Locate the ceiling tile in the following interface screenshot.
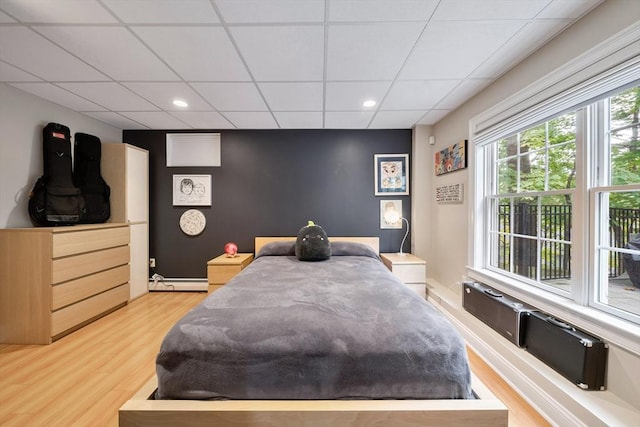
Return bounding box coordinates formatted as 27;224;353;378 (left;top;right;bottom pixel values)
0;62;42;82
0;27;108;81
170;111;235;129
215;0;324;23
230;25;324;81
119;111;192;129
382;80;459;110
259;82;323;111
434;79;491;110
328;0;438;22
273;112;323;128
123;82;212;111
9;83;106;111
369;110;427;129
83;112;149;129
132;26;250;81
400;20;525;80
538;0;603;19
191;82;266;111
35;26;179;81
325;81;391;111
0;0;116;23
223;112;278;128
432;0;548;20
58;82;160;111
103;0;219;24
327;22;424;81
470;20;571;78
0;10;16;22
324;111;374;129
416;109;450;125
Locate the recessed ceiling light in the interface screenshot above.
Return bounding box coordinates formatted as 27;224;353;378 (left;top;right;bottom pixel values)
173;99;188;108
362;99;377;108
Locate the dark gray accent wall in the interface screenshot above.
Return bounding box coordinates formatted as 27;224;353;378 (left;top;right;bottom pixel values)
123;129;412;278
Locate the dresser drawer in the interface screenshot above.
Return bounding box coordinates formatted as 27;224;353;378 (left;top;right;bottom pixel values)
52;245;130;284
52;264;130;310
391;264;426;283
209;265;241;284
51;283;129;337
53;226;129;258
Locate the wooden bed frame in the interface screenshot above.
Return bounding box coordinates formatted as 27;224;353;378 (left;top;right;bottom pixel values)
120;372;507;426
119;237;507;426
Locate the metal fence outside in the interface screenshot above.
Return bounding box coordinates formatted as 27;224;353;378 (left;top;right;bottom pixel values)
497;204;640;279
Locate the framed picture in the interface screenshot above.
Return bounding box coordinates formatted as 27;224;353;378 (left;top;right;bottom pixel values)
172;174;211;206
380;200;403;229
374;154;409;195
435;140;467;176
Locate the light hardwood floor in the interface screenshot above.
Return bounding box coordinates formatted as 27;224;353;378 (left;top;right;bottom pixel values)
0;290;550;426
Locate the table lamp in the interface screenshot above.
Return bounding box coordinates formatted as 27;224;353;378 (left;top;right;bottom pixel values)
383;209;409;256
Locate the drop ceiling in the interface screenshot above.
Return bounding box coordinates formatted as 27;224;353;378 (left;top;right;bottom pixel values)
0;0;603;130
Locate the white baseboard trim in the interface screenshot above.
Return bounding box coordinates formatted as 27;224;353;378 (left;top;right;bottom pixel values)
426;280;639;427
148;278;208;292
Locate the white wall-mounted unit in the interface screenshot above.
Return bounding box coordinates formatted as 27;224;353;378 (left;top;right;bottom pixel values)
166;133;221;167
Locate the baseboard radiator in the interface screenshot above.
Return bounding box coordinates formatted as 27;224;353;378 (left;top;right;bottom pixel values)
462;281;608;391
148;277;208;292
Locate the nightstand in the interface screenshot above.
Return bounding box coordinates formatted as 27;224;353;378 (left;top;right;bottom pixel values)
207;253;254;288
380;253;426;298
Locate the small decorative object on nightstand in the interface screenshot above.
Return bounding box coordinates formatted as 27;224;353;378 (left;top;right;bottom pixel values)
224;242;238;257
380;253;426;298
207;253;253;287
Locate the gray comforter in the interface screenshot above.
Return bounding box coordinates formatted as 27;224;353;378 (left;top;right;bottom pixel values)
155;243;473;400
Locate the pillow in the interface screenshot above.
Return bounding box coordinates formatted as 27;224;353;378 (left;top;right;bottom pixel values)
331;241;380;260
295;221;331;261
255;241;295;258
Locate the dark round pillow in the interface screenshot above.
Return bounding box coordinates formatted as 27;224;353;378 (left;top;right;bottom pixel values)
295;221;331;261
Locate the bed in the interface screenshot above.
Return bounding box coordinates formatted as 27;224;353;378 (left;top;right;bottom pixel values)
119;237;507;426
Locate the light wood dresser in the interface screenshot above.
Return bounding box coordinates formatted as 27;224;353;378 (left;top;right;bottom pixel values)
0;223;130;344
380;253;427;298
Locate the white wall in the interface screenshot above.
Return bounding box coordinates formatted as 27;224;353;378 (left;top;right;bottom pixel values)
0;83;122;228
411;124;432;257
412;1;640;425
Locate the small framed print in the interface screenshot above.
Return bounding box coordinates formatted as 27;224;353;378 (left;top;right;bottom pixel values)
172;174;211;206
374;154;409;195
380;200;403;229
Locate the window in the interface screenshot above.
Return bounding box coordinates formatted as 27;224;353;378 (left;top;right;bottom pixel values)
489;112;577;293
592;87;640;320
480;86;640;324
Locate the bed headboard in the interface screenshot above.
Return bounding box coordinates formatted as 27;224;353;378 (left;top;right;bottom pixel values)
255;237;380;255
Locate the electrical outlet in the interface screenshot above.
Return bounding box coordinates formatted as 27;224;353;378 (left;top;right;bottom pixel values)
149;258;156;268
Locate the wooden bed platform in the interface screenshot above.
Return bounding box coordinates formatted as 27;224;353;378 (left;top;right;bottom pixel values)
119;237;507;426
119;372;507;426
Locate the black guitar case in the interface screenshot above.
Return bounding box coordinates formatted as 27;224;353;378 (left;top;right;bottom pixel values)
73;133;110;223
28;123;86;226
524;311;608;390
462;281;531;347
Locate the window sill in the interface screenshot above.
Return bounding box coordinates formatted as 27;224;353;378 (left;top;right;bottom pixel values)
467;267;640;357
